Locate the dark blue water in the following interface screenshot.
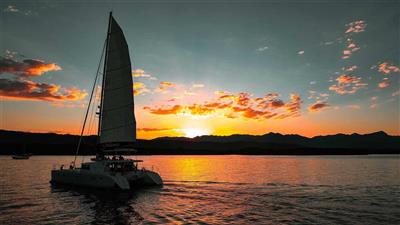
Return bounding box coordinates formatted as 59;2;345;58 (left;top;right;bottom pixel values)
1;155;399;224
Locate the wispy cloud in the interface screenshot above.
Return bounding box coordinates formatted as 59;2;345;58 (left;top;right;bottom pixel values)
308;101;330;112
345;20;367;34
344;65;357;72
323;41;334;45
256;46;269;52
378;78;389;88
192;83;204;88
3;5;19;12
132;69;157;80
137;127;175;132
156;81;176;93
0;78;87;102
3;5;36;16
133;82;150;96
341;38;360;59
370;96;379;109
346;104;361;109
297;50;305;55
329;74;367;95
308;90;329;102
143;105;183;115
370;104;378;109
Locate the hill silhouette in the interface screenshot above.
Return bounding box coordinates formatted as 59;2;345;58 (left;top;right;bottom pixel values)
0;129;399;155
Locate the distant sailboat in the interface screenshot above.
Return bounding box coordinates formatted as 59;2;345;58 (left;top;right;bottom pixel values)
12;144;30;160
50;12;162;190
12;154;30;160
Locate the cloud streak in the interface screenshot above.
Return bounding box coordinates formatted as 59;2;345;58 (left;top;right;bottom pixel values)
345;20;367;34
308;101;330;112
137;127;175;132
378;78;389;88
0;57;62;77
133;82;149;96
156;81;177;93
132;69;157;80
329;74;367;95
256;46;269;52
0;78;87;101
144;92;302;120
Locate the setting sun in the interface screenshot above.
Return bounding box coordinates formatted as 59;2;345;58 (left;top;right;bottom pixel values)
182;128;210;138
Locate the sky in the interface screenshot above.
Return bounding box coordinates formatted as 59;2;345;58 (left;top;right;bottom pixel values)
0;0;399;139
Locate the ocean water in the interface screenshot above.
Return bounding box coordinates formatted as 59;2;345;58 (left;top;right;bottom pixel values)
0;155;399;224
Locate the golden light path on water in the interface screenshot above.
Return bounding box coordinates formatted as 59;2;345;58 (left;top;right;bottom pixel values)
1;155;399;224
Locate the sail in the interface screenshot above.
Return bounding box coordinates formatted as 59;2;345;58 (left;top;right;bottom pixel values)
99;15;136;144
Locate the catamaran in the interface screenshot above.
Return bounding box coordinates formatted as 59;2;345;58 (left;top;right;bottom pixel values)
50;12;162;190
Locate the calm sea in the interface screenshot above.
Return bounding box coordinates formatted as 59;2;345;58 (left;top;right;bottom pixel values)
0;155;399;224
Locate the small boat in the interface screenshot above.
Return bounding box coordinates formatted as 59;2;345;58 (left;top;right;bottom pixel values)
12;154;30;160
12;144;31;160
51;12;162;190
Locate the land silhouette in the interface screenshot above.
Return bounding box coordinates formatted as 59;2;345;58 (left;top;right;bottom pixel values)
0;129;399;155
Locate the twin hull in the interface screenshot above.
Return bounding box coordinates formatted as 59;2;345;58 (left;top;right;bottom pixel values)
51;168;162;190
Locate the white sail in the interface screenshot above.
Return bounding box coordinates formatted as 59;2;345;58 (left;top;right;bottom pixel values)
99;16;136;144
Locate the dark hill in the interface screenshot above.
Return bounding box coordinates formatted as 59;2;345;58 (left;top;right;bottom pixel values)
0;129;399;155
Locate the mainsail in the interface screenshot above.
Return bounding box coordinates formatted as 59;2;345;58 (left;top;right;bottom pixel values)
99;13;136;145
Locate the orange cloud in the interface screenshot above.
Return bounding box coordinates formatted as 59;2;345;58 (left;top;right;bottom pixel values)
133;82;149;96
160;81;175;87
156;81;177;93
0;57;61;77
284;93;302;115
144;92;303;121
0;78;87;102
341;39;360;59
378;62;399;75
378;78;389;88
345;20;367;34
329;74;367;94
308;101;330;112
143;105;183;115
137;127;174;132
187;104;215;115
345;65;357;72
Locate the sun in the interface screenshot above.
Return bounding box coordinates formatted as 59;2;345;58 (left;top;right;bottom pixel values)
182;128;210;138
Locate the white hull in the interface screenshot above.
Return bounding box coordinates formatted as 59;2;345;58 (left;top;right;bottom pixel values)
12;154;30;160
50;160;162;190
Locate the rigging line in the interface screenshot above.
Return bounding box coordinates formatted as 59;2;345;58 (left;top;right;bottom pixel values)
73;39;107;167
86;79;100;138
81;82;100;165
82;74;102;166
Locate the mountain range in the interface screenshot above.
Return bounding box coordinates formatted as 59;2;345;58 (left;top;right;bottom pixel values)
1;129;399;155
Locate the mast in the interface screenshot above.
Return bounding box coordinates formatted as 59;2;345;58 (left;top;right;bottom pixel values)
97;11;113;140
